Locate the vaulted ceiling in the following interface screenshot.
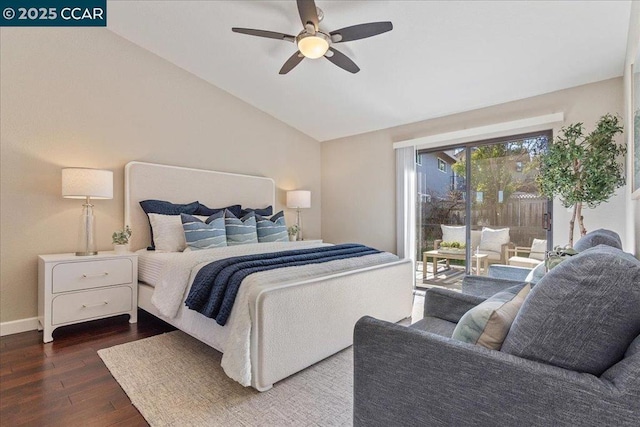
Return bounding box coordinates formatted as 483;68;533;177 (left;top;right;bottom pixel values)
107;1;632;141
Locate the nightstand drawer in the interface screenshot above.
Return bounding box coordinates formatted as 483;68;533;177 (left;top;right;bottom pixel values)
52;258;133;293
51;286;132;325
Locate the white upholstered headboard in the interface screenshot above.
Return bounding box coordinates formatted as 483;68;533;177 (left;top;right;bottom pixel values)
124;162;275;251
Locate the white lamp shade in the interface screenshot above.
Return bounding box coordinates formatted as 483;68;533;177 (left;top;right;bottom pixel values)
286;190;311;209
62;168;113;199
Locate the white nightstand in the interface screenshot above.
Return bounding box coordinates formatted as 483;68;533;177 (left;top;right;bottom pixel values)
38;252;138;343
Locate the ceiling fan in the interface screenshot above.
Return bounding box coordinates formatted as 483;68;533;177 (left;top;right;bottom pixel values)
232;0;393;74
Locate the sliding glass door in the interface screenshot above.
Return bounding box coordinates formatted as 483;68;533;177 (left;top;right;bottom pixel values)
416;132;552;287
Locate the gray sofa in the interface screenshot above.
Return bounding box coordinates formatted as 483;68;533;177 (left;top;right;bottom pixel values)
462;228;624;298
353;233;640;426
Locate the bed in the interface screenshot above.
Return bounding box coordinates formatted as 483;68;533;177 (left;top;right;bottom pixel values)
125;161;413;391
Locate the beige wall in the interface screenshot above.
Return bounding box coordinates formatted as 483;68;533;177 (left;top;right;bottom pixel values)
0;28;321;323
322;78;628;254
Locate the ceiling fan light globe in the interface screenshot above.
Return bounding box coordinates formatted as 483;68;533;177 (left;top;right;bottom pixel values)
297;35;330;59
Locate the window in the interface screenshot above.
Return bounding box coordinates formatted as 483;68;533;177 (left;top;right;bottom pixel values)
437;158;447;173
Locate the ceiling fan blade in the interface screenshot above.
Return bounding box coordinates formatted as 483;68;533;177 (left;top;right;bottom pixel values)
330;22;393;43
232;27;295;42
279;51;305;75
297;0;319;29
324;48;360;74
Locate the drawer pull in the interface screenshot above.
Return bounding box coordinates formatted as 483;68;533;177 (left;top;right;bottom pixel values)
82;301;108;308
81;272;109;278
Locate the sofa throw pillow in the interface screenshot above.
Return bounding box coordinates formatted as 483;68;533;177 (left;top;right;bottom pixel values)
241;205;273;217
195;203;241;218
479;227;510;254
221;210;258;246
441;225;465;244
256;211;288;243
140;199;199;250
502;245;640;376
452;284;531;350
529;238;547;261
181;212;227;250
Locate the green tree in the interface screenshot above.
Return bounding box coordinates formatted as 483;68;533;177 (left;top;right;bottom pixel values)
536;114;625;246
452;142;535;226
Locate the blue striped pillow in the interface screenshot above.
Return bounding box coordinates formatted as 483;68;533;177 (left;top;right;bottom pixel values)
256;211;288;243
181;212;227;250
221;210;258;246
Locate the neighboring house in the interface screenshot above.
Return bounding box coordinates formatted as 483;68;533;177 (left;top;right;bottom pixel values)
416;150;462;202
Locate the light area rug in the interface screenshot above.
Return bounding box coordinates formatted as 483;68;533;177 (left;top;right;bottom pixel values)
98;331;353;426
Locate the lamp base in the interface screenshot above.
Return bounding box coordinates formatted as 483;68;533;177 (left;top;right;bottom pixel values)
77;199;98;256
75;251;98;256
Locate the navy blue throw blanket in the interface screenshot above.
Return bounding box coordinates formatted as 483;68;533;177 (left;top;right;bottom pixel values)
185;244;381;325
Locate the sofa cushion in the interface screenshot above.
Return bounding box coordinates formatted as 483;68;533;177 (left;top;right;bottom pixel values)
479;227;510;254
502;245;640;376
477;249;501;261
573;229;622;251
441;225;465;244
452;284;530;350
410;317;457;338
524;261;546;285
529;238;547;260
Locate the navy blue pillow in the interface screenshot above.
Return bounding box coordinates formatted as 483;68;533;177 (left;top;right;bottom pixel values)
196;203;241;218
241;205;273;217
139;199;199;250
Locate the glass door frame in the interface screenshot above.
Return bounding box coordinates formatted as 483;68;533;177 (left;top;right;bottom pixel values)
418;130;553;275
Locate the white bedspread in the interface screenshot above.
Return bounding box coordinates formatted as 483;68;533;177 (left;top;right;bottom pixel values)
150;242;399;386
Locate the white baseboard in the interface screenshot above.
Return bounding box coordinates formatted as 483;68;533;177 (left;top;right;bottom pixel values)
0;317;39;337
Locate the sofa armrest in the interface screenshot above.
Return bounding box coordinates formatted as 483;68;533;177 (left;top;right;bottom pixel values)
353;316;639;427
501;241;515;263
423;287;486;323
434;239;442;250
487;264;532;281
462;274;526;298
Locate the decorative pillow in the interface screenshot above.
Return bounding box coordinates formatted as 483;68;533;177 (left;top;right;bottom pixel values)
524;261;546;285
256;211;288;243
221;210;258;246
479;227;510;254
241;205;273;217
196;203;241;218
140;200;199;250
148;213;189;252
441;225;465;244
181;212;227;250
573;228;622;252
452;284;531;350
502;245;640;376
529;238;547;261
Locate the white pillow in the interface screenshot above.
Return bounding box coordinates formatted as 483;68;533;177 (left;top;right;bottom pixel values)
529;238;547;261
479;227;510;254
441;225;465;244
148;214;209;252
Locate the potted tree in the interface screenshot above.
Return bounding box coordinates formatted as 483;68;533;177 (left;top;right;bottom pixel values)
536;114;625;246
112;225;132;253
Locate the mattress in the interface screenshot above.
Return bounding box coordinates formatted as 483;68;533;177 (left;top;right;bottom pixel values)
136;249;176;287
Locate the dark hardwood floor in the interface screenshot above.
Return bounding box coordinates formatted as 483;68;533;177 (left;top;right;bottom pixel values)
0;310;175;426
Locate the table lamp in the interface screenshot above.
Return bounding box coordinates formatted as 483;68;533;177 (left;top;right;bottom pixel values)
62;168;113;256
286;190;311;240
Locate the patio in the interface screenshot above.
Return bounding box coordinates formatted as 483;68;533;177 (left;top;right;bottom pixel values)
415;260;465;292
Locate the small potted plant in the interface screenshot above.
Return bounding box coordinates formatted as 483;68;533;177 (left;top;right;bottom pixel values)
287;224;299;242
112;225;132;254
